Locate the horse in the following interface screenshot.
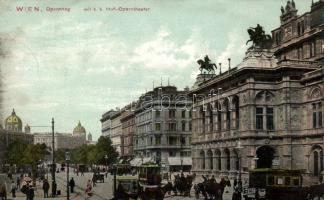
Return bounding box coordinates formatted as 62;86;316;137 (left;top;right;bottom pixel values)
195;176;231;200
0;183;7;200
138;182;173;200
246;28;271;48
197;59;217;74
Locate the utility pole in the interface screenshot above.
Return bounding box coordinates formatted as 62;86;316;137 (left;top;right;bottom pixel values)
51;118;56;190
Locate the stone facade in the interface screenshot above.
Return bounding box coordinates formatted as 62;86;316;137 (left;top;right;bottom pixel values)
110;111;122;154
190;0;324;185
33;132;86;150
132;86;192;170
120;103;136;159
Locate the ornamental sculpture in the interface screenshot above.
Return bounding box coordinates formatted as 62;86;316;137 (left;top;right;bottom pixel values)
197;55;217;74
246;24;272;49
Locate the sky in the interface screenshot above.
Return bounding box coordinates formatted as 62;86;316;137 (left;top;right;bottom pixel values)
0;0;312;140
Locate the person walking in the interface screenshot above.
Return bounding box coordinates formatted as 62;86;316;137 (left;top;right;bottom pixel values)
10;181;16;199
85;180;92;199
16;177;20;190
42;179;49;198
69;178;75;193
26;185;34;200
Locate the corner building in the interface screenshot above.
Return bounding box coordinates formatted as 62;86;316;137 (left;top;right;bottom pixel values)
190;0;324;185
132;86;193;171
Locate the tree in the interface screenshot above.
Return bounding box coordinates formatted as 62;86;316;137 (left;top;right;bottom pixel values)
23;143;48;166
6;139;27;166
95;136;118;165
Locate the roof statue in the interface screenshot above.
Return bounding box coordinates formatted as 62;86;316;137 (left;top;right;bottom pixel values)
197;55;217;74
246;24;272;49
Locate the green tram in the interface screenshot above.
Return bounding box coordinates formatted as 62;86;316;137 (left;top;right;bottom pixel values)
243;168;304;200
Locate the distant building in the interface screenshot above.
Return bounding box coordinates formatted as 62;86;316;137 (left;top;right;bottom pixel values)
110;111;122;154
34;121;88;150
100;109;121;153
132;86;192;171
0;109;33;166
120;103;137;160
33;132;85;150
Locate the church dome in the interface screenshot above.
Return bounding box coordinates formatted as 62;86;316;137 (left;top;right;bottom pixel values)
87;132;92;141
73;121;86;136
5;109;23;132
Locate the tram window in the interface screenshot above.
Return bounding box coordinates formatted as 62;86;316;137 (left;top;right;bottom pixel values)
293;178;299;186
277;177;284;185
268;176;275;185
285;177;291;186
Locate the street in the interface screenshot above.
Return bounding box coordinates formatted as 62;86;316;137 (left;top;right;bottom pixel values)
1;170;236;200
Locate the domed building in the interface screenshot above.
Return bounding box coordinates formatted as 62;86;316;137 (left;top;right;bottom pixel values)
5;109;22;132
73;121;86;140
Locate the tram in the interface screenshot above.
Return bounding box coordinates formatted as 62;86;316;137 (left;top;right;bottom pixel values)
243;168;304;200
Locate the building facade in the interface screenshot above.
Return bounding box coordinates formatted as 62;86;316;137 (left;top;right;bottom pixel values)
120;103;136;160
132;86;192;170
110;111;122;154
34;121;88;150
0;109;34;166
190;0;324;185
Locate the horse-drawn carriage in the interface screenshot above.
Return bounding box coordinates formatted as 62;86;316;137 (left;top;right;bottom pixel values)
243;168;305;200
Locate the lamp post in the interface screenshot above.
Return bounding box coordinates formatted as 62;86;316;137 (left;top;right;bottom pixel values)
51;118;56;188
235;139;243;200
105;155;108;178
65;151;70;200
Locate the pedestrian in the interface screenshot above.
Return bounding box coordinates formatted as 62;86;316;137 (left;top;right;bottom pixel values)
69;178;75;193
10;181;16;199
81;169;84;176
0;183;7;200
26;185;34;200
42;179;49;198
85;180;92;199
51;181;57;197
92;176;96;187
16;177;20;189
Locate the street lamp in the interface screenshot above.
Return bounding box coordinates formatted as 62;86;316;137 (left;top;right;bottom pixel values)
235;139;243;199
65;151;70;200
105;155;108;178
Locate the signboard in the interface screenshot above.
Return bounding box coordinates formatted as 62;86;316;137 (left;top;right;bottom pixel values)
272;159;279;168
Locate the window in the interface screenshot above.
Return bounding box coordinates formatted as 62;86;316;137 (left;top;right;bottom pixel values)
169;123;176;131
310;41;316;57
155;110;160;118
180;136;186;145
182;121;186;131
256;107;263;130
189;122;192;131
155;123;161;131
155;136;161;145
182;110;186;118
266;108;274;130
169;110;176;118
189;110;192;118
256;107;274;130
313;102;323;128
168;136;178;145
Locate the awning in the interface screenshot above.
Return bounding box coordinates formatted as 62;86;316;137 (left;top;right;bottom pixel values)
130;158;141;166
168;157;192;166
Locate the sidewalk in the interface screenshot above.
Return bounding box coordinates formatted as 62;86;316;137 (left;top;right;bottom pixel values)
4;176;82;200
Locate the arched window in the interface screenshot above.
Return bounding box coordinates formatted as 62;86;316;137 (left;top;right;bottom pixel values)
312;147;323;176
200;151;205;170
224;99;231;130
200;106;205;134
224;148;230;171
209;104;214;132
217;102;222;131
207;150;213;170
215;149;221;171
234;150;239;171
233;96;240;129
